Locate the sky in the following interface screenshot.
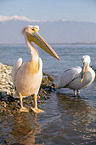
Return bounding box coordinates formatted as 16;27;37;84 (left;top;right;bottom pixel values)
0;0;96;22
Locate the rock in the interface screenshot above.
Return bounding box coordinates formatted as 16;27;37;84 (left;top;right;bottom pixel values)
43;72;48;76
52;83;57;88
42;77;51;86
0;89;11;95
0;62;13;95
48;75;54;82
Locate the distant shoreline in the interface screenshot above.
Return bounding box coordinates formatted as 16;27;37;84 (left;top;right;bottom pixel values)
50;43;96;45
0;42;96;46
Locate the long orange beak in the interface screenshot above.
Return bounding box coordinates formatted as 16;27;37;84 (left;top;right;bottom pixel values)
81;63;88;82
27;31;60;60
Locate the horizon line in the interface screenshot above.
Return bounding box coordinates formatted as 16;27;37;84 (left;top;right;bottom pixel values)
0;42;96;46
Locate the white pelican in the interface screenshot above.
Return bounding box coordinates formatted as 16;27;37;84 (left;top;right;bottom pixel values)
12;25;60;113
57;55;95;95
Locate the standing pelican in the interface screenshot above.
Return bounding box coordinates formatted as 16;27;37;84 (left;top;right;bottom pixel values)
57;55;95;95
12;25;60;113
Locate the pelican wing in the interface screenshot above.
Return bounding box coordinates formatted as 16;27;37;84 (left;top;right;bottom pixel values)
57;66;82;88
12;58;23;88
91;63;96;72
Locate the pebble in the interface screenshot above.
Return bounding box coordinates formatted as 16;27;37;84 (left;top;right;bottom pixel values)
0;63;13;95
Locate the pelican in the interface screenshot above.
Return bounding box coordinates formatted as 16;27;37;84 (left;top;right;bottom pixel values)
12;25;60;113
57;55;95;95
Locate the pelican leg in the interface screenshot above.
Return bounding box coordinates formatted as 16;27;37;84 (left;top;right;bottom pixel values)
19;94;29;112
31;94;44;113
77;90;80;95
74;90;77;96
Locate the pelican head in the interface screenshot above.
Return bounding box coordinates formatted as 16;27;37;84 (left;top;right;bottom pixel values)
81;55;91;82
81;55;91;64
22;25;60;60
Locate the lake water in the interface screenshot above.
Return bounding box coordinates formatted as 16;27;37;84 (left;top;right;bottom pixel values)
0;44;96;144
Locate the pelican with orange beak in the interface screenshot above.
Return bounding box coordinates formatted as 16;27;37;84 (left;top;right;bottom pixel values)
12;25;60;113
57;55;95;95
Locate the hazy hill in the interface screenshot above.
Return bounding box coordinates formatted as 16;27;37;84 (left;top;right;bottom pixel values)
0;16;96;44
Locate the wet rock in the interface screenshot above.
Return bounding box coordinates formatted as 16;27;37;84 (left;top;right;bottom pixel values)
7;95;15;103
48;75;54;82
42;77;51;86
52;83;57;88
43;72;48;76
0;101;7;113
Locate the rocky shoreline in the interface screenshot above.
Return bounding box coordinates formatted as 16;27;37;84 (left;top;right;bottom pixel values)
0;62;56;113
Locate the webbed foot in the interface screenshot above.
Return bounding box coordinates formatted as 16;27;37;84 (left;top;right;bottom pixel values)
20;107;29;113
31;107;44;113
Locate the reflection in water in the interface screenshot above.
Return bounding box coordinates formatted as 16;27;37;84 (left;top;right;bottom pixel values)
0;94;96;145
56;92;96;144
10;113;42;145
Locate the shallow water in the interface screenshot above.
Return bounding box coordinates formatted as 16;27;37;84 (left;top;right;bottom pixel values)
0;44;96;144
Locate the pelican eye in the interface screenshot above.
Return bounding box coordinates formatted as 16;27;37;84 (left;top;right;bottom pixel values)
30;28;35;34
32;28;35;31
